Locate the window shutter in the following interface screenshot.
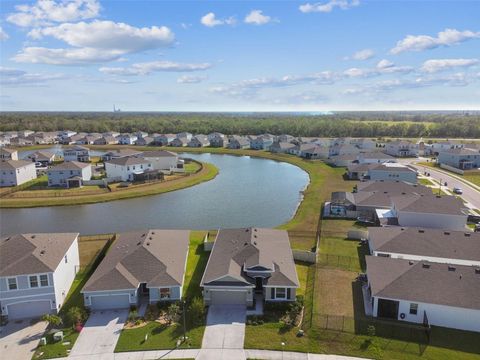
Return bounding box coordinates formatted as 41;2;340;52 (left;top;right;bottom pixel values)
271;288;275;299
287;288;291;299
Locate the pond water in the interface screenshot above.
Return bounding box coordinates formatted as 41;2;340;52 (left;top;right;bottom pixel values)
0;153;309;235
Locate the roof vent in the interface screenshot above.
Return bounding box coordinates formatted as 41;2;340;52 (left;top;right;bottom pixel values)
245;229;249;232
142;233;146;237
422;263;430;269
137;242;141;246
436;195;442;198
146;242;150;246
151;231;155;234
149;237;153;240
418;229;425;233
254;235;257;238
409;260;414;265
254;241;257;245
444;231;450;235
448;265;456;272
475;268;480;274
464;233;471;237
40;250;45;255
401;192;406;195
244;242;248;246
31;235;36;239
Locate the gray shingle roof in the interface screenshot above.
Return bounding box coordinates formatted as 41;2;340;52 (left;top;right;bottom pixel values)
0;160;34;170
356;181;431;195
106;157;150;166
368;227;480;262
0;233;79;276
201;228;299;288
141;150;178;158
366;256;480;310
50;161;90;170
82;229;189;292
391;194;467;216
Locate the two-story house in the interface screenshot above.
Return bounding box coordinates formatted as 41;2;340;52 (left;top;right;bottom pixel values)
104;156;154;181
118;134;138;145
0;160;37;187
0;233;80;320
63;146;90;162
438;148;480;170
47;161;92;188
384;140;418;157
0;148;19;160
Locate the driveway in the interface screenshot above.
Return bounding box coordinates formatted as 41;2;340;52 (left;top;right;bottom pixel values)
0;319;47;360
69;309;128;358
201;305;246;350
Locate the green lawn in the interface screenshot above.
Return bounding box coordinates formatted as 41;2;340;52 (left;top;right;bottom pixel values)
114;231;209;353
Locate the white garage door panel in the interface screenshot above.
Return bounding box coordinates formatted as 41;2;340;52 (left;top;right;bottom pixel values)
7;301;52;319
211;291;246;305
90;294;130;310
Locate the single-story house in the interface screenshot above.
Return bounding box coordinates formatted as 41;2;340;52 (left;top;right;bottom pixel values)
104;156;154;181
270;141;296;154
327;154;358;167
0;233;80;320
438;148;480;170
346;163;371;180
201;228;299;306
390;194;468;230
170;137;189;147
357;152;396;164
367;227;480;266
63;145;90;162
367;163;417;184
28;150;56;166
141;150;182;171
101;148;143;162
365;256;480;332
0;160;37;187
47;161;92;188
0;148;18;160
82;229;189;310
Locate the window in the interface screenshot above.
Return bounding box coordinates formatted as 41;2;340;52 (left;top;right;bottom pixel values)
7;277;17;290
64;255;68;263
40;274;49;287
409;303;418;315
160;288;170;299
30;275;39;288
275;288;286;299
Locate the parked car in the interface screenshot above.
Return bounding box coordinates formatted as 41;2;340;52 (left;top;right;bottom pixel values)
453;187;463;194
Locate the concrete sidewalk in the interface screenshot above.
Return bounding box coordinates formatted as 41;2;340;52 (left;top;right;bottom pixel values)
56;348;368;360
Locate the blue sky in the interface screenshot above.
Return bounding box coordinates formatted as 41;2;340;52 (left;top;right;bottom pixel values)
1;0;479;111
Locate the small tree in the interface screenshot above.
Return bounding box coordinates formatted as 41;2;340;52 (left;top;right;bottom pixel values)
65;307;86;328
41;314;62;328
188;297;205;326
165;303;181;325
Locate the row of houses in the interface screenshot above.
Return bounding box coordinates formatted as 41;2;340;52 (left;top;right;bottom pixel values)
0;228;299;319
327;171;478;331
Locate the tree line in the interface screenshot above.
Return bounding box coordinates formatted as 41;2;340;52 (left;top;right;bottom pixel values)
0;112;479;138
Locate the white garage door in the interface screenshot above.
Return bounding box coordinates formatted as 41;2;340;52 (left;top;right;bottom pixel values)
210;291;247;305
90;294;130;310
7;300;52;320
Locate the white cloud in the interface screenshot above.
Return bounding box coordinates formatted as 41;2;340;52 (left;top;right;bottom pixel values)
7;0;100;27
244;10;272;25
0;27;9;41
200;12;236;27
299;0;360;13
391;28;480;54
421;58;479;73
99;61;212;76
376;59;394;69
350;49;375;61
177;75;207;84
14;20;174;65
0;66;65;85
343;67;371;78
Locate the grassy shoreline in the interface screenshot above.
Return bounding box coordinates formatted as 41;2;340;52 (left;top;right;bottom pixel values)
0;161;218;208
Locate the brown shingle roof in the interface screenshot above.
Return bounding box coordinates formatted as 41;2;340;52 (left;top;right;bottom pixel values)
368;227;480;262
0;233;79;276
82;229;189;292
366;256;480;310
141;150;178;158
201;228;299;288
0;159;35;170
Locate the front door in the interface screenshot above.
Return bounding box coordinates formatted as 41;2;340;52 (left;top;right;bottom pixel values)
255;277;263;293
140;283;149;295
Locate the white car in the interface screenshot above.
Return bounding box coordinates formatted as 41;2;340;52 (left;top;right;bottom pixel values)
453;187;463;194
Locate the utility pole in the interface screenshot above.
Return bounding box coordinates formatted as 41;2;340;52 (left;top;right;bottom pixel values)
182;299;187;342
438;178;442;196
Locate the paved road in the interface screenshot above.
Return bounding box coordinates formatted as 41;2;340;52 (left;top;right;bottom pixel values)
410;163;480;210
0;319;47;360
69;310;128;357
201;305;246;350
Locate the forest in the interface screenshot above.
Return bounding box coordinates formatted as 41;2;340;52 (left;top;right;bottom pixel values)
0;111;479;138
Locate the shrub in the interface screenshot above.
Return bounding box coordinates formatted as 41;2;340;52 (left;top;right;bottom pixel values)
41;314;63;327
188;297;205;326
165;303;181;325
128;310;139;323
145;304;158;321
65;307;87;328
